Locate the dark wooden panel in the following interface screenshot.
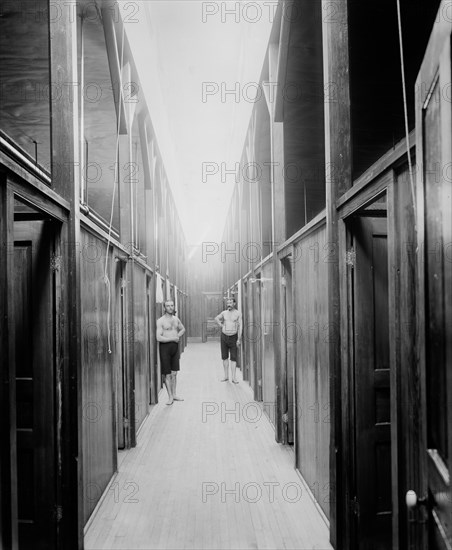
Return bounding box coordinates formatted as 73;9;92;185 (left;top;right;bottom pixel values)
292;225;330;518
146;275;158;405
80;229;115;524
252;278;262;402
245;280;256;389
114;260;125;451
282;257;295;445
352;216;391;549
14;219;56;549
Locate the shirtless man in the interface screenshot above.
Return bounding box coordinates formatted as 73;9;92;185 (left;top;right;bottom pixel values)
156;300;186;405
215;297;242;384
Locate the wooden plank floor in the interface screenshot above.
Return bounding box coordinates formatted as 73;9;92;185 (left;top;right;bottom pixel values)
84;342;333;550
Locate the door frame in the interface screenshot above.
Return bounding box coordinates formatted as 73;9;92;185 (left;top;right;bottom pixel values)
279;250;297;450
339;187;401;548
114;258;127;450
201;291;223;342
146;273;158;405
0;175;68;549
252;271;263;402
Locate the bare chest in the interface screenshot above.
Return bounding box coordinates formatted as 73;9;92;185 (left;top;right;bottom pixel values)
223;311;239;323
162;318;178;331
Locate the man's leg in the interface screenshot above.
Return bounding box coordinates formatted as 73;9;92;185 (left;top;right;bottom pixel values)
163;374;173;405
231;337;239;383
220;335;229;381
221;359;229;382
172;372;184;401
231;360;238;383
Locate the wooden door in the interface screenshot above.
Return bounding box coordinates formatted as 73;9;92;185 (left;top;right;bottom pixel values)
115;260;126;450
242;281;249;382
147;275;157;404
415;2;452;547
282;258;295;445
246;280;256;391
202;292;222;341
352;216;392;549
252;277;262;401
13;218;57;549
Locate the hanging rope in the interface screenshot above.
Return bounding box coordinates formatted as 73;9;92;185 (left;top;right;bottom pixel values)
103;22;126;354
396;0;417;218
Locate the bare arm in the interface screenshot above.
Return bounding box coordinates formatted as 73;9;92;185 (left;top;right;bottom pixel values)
156;318;177;343
215;312;224;327
176;317;186;338
237;313;243;342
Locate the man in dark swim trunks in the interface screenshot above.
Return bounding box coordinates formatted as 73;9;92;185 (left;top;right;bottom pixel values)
156;299;186;405
215;297;242;384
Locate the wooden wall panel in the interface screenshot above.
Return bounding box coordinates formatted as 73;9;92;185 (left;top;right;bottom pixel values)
293;224;330;518
80;229;115;524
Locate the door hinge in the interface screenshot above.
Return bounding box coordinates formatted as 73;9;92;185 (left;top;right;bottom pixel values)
120;277;127;296
50;253;62;272
346;248;356;268
351;496;360;516
54;504;63;522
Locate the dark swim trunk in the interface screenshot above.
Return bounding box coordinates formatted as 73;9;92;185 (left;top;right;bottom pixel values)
221;333;238;361
159;342;180;375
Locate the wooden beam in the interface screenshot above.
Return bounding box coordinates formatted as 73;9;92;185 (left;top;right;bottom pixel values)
0;151;69;213
274;0;292;123
277;210;326;258
268;30;286;444
49;5;83;548
322;0;352;545
101;6;128;134
0;179;18;549
8;176;68;222
336;131;416;211
338;171;392;220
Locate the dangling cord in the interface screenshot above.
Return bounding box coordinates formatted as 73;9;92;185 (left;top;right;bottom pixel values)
104;22;126;354
396;0;417;222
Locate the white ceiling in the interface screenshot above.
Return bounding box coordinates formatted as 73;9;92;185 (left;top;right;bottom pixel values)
122;0;276;244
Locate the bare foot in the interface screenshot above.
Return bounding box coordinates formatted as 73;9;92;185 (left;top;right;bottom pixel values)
232;380;239;384
166;398;174;405
173;396;184;401
221;378;229;382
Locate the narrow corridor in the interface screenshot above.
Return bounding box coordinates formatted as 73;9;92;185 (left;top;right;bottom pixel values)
84;342;332;550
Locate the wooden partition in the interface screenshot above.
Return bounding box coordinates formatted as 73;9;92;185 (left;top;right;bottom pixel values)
80;229;116;523
291;222;330;518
